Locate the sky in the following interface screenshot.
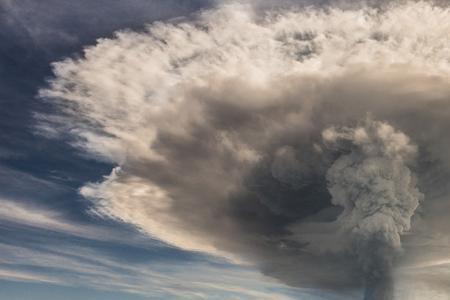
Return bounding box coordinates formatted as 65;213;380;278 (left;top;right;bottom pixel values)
0;1;321;299
0;0;449;300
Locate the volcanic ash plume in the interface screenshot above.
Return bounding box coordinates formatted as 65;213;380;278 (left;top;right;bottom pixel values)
323;119;423;299
38;0;450;298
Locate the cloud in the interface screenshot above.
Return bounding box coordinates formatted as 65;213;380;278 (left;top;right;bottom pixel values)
322;119;422;299
0;198;116;241
39;0;450;298
0;198;309;299
0;268;60;284
0;241;315;300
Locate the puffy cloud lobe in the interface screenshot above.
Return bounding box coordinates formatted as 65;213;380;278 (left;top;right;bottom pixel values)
324;119;423;299
40;1;450;297
324;120;421;256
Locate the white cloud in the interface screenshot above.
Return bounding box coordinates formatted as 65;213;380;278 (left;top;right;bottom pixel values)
0;268;60;284
0;241;314;300
0;197;158;246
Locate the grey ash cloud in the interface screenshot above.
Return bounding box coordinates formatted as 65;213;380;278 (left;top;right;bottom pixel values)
38;1;450;298
323;119;423;299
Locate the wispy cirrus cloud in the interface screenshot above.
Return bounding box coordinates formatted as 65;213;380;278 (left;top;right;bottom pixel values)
0;268;60;284
0;240;320;300
0;198;113;241
0;197;316;299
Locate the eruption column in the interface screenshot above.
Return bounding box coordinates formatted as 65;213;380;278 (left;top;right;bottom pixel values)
324;119;423;300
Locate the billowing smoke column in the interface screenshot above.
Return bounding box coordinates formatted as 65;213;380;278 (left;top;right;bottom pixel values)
38;0;450;299
323;119;423;299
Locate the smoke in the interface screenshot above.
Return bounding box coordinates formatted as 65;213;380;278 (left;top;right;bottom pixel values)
38;0;450;298
323;119;423;299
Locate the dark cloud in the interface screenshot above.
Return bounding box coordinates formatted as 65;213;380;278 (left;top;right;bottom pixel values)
39;1;450;298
